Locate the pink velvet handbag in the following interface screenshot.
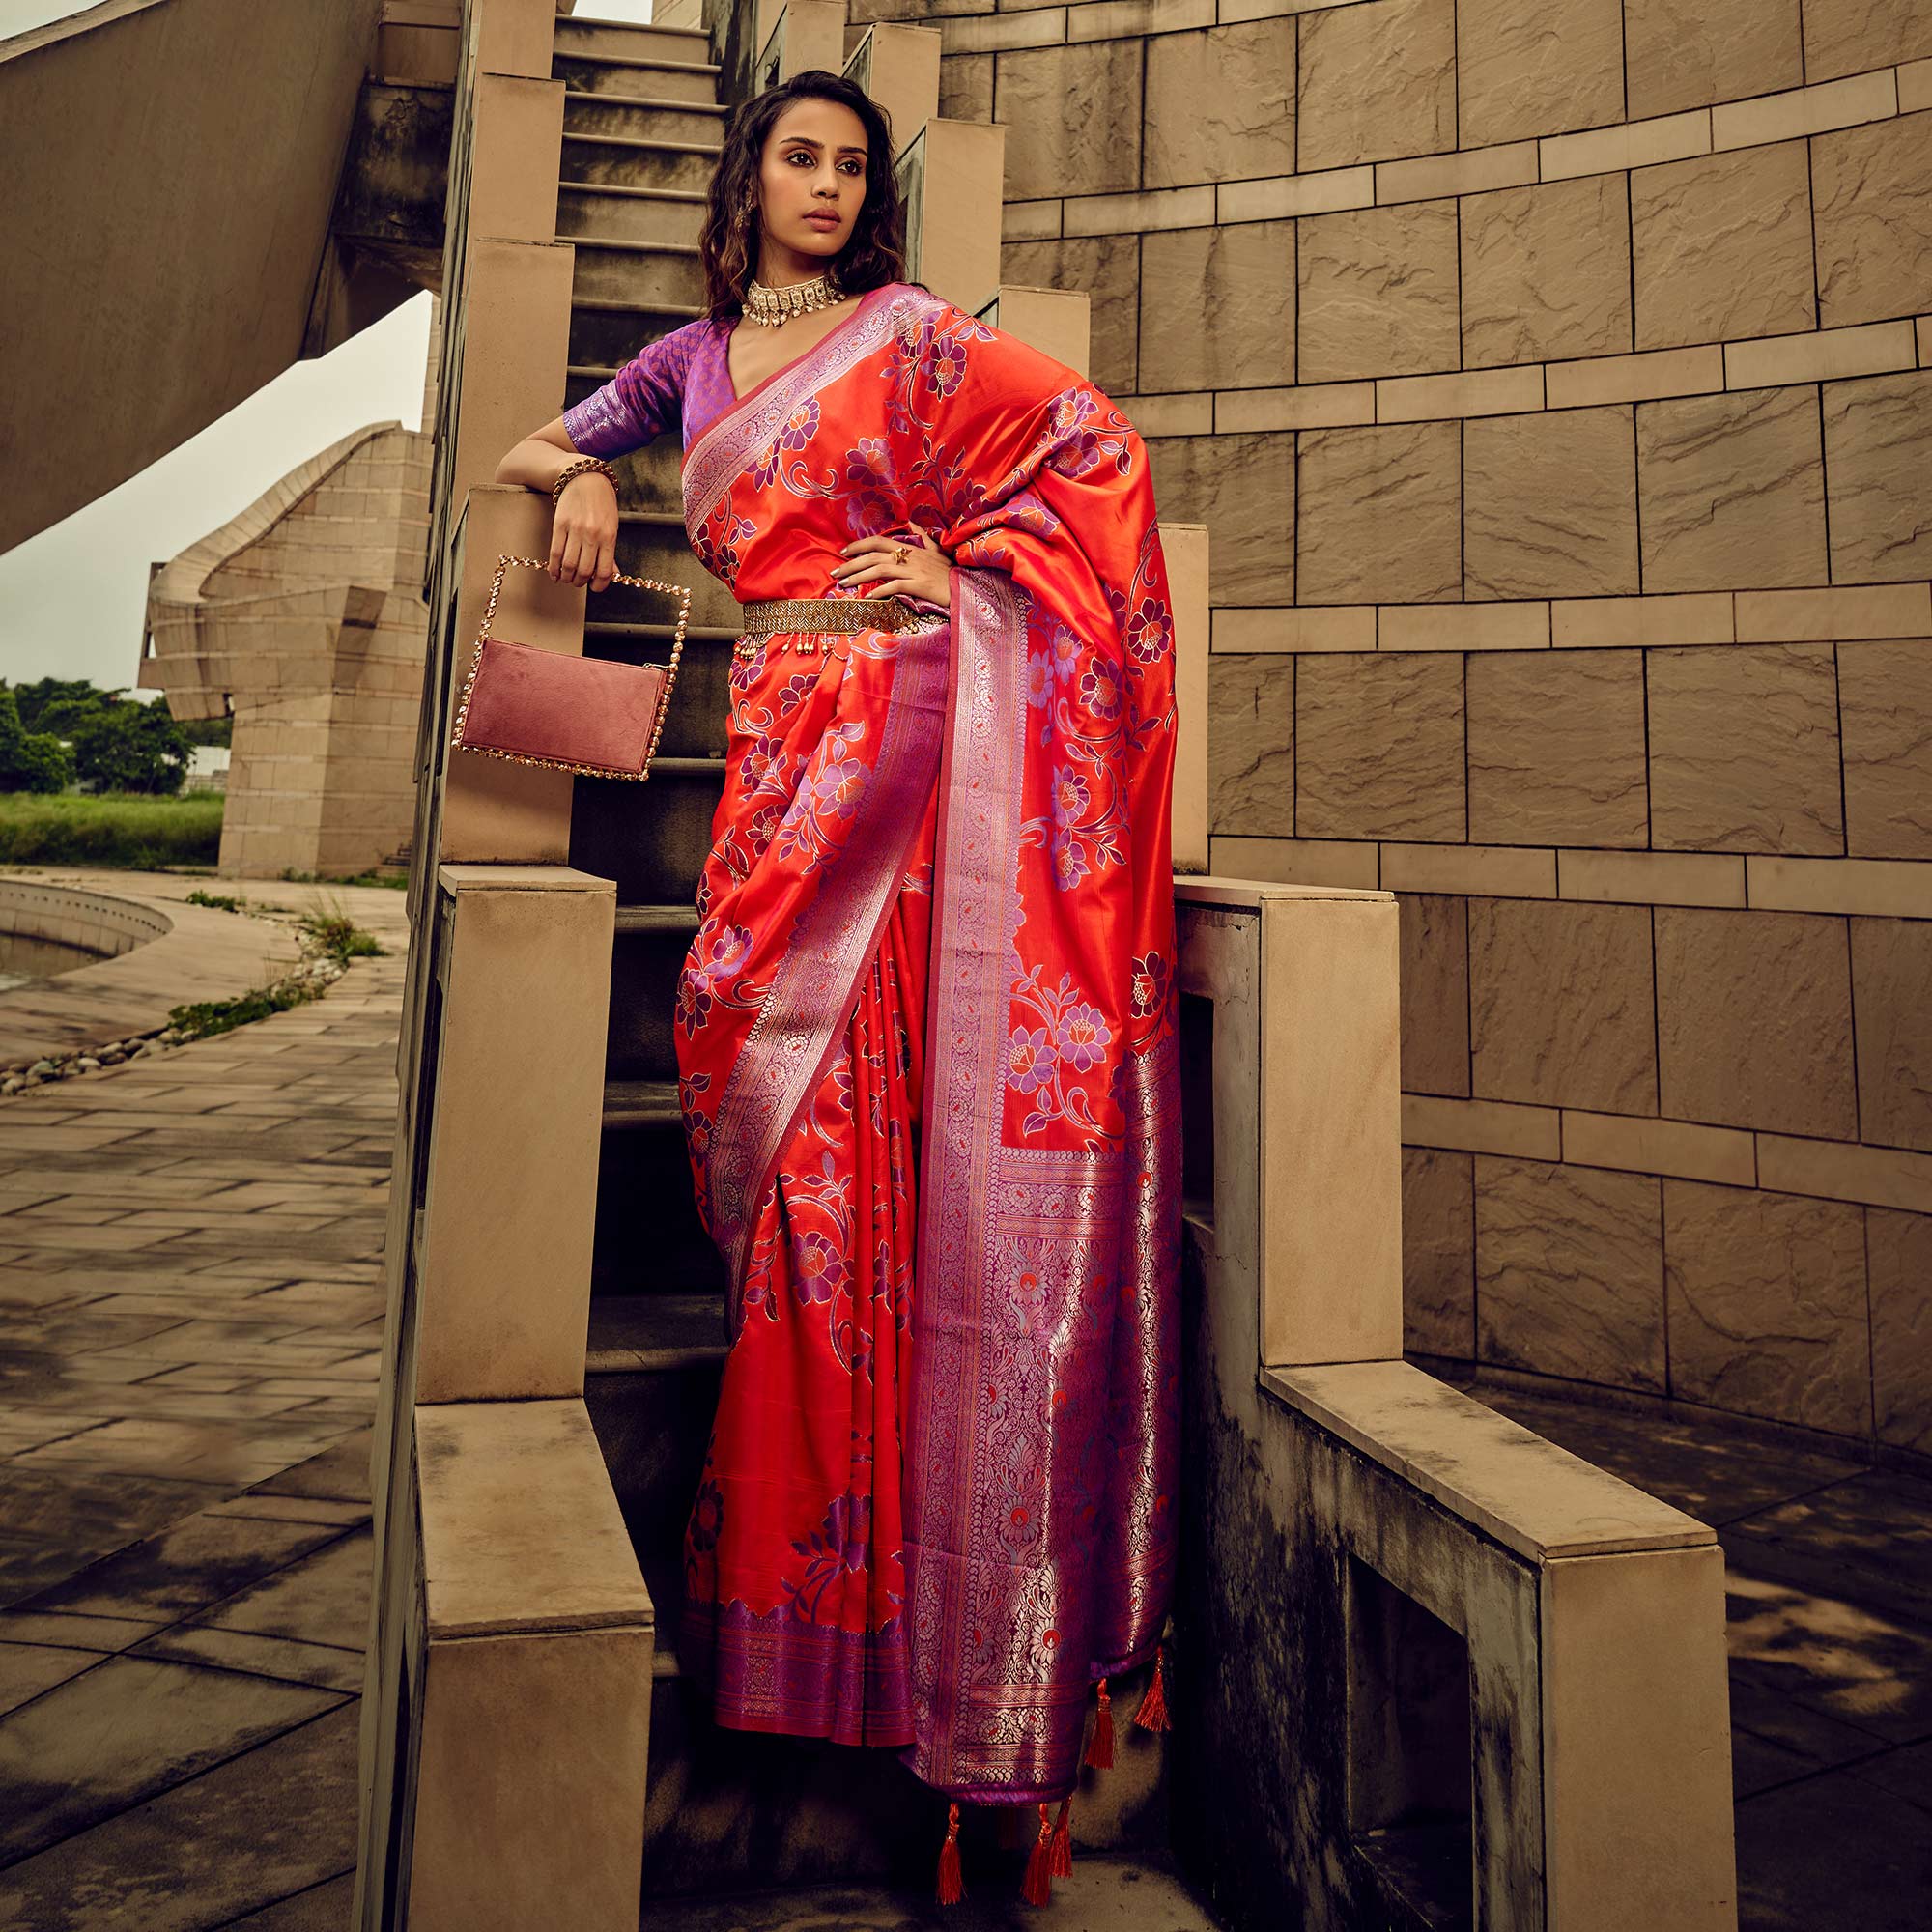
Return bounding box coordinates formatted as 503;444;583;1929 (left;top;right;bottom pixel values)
450;553;693;781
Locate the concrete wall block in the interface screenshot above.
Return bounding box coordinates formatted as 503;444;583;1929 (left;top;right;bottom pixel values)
1655;907;1858;1137
1867;1206;1932;1452
1625;0;1803;121
995;40;1141;198
1466;645;1649;847
1823;368;1932;582
1141;221;1294;394
1469;898;1659;1114
1401;1145;1474;1357
1476;1155;1667;1391
1295;0;1456;172
1143;17;1294;189
1458;0;1623;147
1145;430;1294;606
1208;654;1293;836
1397;891;1470;1098
1298;420;1461;605
1298;199;1459;384
1647;641;1844;854
1295;651;1465;840
1663;1179;1872;1434
1461;174;1633;369
1632;141;1817;352
1637;386;1829;593
1464;406;1639;600
1851;915;1932;1151
1839;639;1932;858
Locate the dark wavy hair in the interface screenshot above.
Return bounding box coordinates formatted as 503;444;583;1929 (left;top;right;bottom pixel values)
700;71;910;319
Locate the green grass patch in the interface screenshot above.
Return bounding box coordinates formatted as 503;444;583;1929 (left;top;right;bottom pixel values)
166;904;384;1042
280;866;409;890
184;888;244;914
298;909;385;963
0;790;223;869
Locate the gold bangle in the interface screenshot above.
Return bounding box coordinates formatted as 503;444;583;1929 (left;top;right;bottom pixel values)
552;456;618;503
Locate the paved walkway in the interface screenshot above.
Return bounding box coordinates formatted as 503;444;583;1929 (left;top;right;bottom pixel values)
0;870;408;1930
0;868;1924;1928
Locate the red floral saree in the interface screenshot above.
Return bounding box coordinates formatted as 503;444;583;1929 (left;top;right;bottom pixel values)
665;280;1180;1805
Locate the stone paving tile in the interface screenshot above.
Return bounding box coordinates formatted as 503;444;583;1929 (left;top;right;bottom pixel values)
132;1626;367;1695
0;1653;346;1864
15;1514;347;1622
219;1871;358;1931
0;1700;361;1931
1735;1763;1932;1931
198;1527;372;1653
0;1643;100;1720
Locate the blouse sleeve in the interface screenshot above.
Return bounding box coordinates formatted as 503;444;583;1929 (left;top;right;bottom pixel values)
561;323;697;457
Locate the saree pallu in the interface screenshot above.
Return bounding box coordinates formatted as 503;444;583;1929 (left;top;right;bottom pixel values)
671;282;1181;1804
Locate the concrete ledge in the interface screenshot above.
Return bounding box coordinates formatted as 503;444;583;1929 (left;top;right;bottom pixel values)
0;875;296;1066
416;1398;654;1640
410;1397;652;1931
1263;1360;1714;1564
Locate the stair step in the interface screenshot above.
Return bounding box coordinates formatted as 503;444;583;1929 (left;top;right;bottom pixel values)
569;300;707;369
557;184;708;246
604;1076;680;1129
615;902;701;937
553;17;711;66
626;1858;1217;1928
560;137;719;196
563;97;726;151
586;1292;726;1374
572;242;706;312
563;88;726;116
554;53;720;108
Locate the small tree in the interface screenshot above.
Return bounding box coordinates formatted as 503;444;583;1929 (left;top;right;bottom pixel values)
0;688;74;794
67;700;190;795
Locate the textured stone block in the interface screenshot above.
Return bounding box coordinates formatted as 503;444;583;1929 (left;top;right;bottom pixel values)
1295;653;1465;841
1464;407;1638;600
1663;1180;1871;1435
1146;431;1293;606
1298;421;1461;605
1803;0;1932;83
1655;907;1857;1137
1814;114;1932;330
1631;142;1816;352
1466;649;1648;847
1625;0;1803;120
1852;917;1932;1151
1647;643;1843;854
938;51;991;123
1401;1147;1474;1358
1298;201;1460;384
1469;899;1658;1113
1840;640;1932;859
1296;0;1456;172
1001;235;1139;397
1459;0;1624;147
1868;1207;1932;1452
996;42;1142;200
1208;655;1293;838
1404;1094;1562;1160
1144;18;1294;190
1383;844;1556;898
1477;1157;1666;1391
1398;892;1469;1098
1461;175;1633;369
1824;370;1932;583
1139;221;1293;394
1637;388;1829;593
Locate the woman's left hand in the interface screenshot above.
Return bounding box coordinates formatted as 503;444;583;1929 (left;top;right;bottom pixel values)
831;526;952;610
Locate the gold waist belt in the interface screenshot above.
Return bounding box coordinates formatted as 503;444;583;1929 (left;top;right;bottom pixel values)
734;596;921;657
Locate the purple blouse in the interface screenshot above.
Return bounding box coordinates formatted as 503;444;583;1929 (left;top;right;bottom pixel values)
562;315;739;457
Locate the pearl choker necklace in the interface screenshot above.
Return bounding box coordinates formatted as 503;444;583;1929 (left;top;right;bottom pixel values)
742;270;843;328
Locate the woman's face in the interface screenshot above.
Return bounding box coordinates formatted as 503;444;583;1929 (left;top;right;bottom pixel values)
753;97;870;268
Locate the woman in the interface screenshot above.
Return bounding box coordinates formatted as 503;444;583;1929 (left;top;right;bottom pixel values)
494;70;1180;1902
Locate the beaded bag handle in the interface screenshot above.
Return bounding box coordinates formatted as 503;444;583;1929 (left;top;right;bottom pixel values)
450;553;694;781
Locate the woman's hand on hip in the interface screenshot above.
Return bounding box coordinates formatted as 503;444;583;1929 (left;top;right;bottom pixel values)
549;471;620;591
831;526;952;610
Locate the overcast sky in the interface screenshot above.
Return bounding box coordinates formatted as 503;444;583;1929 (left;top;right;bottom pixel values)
0;0;662;701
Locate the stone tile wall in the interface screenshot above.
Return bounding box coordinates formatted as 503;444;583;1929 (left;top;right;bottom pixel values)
878;0;1932;1460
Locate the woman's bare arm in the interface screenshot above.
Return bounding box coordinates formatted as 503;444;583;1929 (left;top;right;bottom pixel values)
493;414;621;590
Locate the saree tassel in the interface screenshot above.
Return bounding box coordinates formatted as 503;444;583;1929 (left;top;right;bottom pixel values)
1083;1677;1115;1769
1050;1795;1074;1878
1132;1643;1172;1733
935;1803;964;1906
1020;1803;1055;1906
